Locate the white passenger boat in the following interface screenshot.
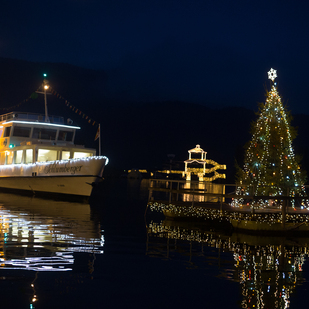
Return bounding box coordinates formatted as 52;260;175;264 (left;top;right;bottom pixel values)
0;78;108;200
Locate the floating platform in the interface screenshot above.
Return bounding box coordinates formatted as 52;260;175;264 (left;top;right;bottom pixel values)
147;179;309;235
147;201;309;234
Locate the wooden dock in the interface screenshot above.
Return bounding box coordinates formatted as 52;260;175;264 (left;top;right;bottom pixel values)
147;179;309;233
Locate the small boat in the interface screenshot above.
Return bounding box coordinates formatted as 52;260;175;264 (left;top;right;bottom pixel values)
0;76;108;201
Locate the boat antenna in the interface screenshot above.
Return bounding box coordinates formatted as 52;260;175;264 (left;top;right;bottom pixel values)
36;74;50;122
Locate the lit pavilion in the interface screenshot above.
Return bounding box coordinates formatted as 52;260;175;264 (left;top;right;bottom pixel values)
183;144;226;181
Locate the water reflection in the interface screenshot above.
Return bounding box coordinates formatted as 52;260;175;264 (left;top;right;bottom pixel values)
0;193;104;272
183;182;225;203
148;179;226;203
147;219;308;309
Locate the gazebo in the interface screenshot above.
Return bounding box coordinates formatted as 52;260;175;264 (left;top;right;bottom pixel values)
183;144;207;181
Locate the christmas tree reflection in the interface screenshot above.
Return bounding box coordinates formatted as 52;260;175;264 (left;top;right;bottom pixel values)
233;237;306;309
147;220;308;308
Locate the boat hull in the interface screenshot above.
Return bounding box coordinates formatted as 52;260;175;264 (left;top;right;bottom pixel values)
0;156;107;200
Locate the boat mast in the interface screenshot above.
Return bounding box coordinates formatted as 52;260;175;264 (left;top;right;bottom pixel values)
43;74;50;123
36;74;50;122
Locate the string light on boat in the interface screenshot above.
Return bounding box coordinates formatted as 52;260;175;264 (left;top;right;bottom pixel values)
0;155;109;175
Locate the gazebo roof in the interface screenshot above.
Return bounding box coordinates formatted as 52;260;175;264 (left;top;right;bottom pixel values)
188;144;207;154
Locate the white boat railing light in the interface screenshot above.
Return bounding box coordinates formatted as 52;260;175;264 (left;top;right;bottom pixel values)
0;155;109;169
3;120;81;130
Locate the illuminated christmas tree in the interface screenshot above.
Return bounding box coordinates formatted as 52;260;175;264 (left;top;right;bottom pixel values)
233;68;307;208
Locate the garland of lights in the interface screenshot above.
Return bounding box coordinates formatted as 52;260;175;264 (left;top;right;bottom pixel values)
148;201;309;225
157;159;226;181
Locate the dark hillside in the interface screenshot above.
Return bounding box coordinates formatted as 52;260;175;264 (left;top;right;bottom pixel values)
0;57;308;183
99;102;255;182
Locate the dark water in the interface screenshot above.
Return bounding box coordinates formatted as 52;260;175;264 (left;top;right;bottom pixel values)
1;178;309;308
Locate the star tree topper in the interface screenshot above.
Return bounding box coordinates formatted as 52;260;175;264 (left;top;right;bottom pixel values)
268;68;277;82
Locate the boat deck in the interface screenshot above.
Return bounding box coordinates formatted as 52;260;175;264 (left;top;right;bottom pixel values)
0;111;64;124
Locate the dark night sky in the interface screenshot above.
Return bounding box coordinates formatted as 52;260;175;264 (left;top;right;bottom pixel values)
1;0;309;114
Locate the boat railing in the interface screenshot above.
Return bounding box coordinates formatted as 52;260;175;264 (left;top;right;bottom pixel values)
148;179;309;208
0;112;64;124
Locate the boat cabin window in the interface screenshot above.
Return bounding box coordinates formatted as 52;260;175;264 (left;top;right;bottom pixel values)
15;150;23;164
58;130;73;142
73;152;92;159
32;128;57;140
5;151;13;165
26;149;33;164
13;126;31;138
3;126;11;137
0;153;5;165
38;149;58;162
62;151;70;160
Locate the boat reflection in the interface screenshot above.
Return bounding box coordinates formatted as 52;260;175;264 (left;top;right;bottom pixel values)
146;219;308;308
0;193;104;272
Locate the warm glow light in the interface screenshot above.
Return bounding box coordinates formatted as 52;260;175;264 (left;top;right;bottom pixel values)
38;149;58;162
73;152;92;159
184;145;226;181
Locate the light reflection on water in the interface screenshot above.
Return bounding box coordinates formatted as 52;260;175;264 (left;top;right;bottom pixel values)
148;178;227;203
2;179;309;308
147;219;309;309
0;193;104;272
